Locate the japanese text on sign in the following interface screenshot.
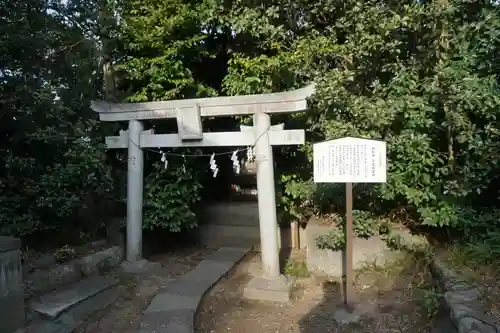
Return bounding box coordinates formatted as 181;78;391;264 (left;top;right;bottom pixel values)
313;137;387;183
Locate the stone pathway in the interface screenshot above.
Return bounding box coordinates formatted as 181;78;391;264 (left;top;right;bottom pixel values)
139;247;251;333
72;246;250;333
74;246;214;333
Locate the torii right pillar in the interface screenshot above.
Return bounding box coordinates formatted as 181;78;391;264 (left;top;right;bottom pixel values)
243;112;293;302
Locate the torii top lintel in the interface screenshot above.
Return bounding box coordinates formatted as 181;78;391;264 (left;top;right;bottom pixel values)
90;84;315;122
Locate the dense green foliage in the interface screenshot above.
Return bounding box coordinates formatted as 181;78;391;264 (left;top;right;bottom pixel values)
143;156;203;232
0;0;115;237
2;0;500;250
217;0;500;234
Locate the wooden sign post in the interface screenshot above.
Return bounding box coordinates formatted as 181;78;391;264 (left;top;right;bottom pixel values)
313;137;387;306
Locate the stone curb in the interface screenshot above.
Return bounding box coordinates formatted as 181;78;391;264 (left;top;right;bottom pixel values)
432;257;500;333
139;247;251;333
24;245;124;298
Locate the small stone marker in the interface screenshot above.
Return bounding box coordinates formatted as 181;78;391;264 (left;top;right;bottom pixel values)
313;137;387;307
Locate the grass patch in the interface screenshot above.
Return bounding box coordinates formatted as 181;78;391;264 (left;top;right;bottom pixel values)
440;241;500;293
447;241;500;268
284;258;309;278
415;287;441;318
355;251;440;319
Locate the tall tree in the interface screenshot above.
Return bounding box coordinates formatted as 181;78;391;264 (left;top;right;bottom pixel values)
0;0;114;237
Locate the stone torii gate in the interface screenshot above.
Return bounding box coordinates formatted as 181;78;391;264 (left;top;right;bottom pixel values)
91;84;314;301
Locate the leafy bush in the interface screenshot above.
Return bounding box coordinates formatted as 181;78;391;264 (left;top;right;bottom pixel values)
143;157;203;232
0;135;114;236
315;210;379;251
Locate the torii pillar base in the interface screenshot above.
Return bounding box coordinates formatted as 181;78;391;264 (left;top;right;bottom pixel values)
243;275;295;303
119;259;161;275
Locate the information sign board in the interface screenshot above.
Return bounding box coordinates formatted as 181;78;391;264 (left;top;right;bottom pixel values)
313;137;387;183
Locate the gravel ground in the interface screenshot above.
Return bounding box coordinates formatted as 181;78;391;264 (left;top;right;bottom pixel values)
452;263;500;326
196;250;446;333
74;246;213;333
481;278;500;326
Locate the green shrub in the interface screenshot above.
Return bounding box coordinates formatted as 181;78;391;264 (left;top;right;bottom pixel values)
143;157;203;232
315;210;379;251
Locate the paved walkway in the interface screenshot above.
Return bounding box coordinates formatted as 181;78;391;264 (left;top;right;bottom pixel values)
139;247;251;333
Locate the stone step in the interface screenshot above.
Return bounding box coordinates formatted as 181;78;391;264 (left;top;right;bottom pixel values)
198;224;261;239
207;217;259;227
201;202;259;227
196;225;294;250
30;275;119;318
196;224;260;248
202;236;260;250
25;286;121;333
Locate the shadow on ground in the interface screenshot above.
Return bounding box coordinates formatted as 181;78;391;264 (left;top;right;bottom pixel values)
297;251;457;333
196;249;457;333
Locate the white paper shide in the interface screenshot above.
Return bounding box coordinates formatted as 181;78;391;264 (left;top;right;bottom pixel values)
313;137;387;183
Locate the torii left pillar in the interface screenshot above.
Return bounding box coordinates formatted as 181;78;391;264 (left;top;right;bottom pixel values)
242;112;294;303
120;119;159;273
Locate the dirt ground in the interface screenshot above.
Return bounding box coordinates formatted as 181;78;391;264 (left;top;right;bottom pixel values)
196;250;449;333
74;246;213;333
480;275;500;326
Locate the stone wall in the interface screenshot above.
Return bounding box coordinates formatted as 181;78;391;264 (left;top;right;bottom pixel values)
0;236;25;333
199;201;260;226
433;257;500;333
303;217;401;277
23;244;123;299
196;202;294;249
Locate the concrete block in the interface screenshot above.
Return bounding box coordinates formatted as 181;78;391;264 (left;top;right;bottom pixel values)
25;288;120;333
0;236;25;333
78;246;123;276
119;259;160;275
304;218;401;277
25;245;123;298
243;275;294;303
64;287;120;323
